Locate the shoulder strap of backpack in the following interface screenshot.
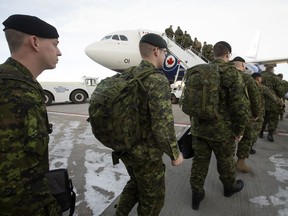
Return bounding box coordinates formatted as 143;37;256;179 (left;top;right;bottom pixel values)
128;66;161;92
0;69;41;95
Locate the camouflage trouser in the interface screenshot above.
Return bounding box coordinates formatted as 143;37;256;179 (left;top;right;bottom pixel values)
34;201;62;216
262;111;279;131
116;155;165;216
251;117;264;145
190;136;236;193
237;120;256;159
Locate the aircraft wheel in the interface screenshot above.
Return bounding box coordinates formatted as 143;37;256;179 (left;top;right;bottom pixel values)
71;90;87;104
44;91;53;106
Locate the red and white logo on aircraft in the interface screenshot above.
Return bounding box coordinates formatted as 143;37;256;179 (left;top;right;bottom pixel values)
164;55;180;72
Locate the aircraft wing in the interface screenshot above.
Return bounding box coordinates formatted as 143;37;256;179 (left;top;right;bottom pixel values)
247;57;288;65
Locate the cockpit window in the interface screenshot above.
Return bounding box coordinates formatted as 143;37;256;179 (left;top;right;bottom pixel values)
101;34;128;41
101;35;112;40
112;35;120;40
120;35;128;41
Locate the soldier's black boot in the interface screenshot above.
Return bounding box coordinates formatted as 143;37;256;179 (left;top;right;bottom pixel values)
250;147;256;154
268;130;274;142
259;130;264;138
224;180;244;197
192;191;205;210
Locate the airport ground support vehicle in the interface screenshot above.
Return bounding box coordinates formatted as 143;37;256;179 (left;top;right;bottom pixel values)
40;76;99;105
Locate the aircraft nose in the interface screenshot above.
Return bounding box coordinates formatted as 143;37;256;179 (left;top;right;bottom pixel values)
85;42;102;62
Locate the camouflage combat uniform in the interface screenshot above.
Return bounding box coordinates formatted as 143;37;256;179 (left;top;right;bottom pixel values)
190;59;249;193
174;27;183;45
261;71;285;133
0;58;61;216
116;60;180;216
165;26;174;40
236;72;261;159
251;83;283;143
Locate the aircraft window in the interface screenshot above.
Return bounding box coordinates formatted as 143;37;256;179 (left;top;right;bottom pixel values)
112;35;120;40
120;35;128;41
101;35;112;40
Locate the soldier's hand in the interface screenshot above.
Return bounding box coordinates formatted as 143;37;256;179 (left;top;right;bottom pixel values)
235;135;243;142
172;153;183;166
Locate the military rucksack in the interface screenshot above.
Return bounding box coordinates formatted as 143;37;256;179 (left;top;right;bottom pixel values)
88;67;156;152
181;63;221;120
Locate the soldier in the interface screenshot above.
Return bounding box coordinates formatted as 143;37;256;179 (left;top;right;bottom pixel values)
250;73;283;153
115;33;183;215
192;37;202;54
276;73;286;120
232;57;261;173
165;25;174;40
174;26;183;45
260;65;286;142
206;43;214;61
0;15;62;215
201;41;208;58
181;31;192;49
189;42;249;210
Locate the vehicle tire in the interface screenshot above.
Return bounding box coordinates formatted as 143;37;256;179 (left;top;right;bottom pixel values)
70;90;87;104
44;91;53;106
171;94;179;104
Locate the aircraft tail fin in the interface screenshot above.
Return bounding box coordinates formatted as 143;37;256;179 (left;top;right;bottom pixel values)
246;30;261;59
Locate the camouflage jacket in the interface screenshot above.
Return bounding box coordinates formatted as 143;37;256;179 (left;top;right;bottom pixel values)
127;60;180;161
0;58;55;213
261;71;285;112
260;83;283;112
191;59;249;142
240;72;261;119
255;83;282;118
165;27;174;38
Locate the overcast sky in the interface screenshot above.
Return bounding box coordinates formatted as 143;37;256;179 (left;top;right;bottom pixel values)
1;0;288;81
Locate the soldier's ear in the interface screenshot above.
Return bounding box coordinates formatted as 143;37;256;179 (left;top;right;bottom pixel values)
28;36;40;51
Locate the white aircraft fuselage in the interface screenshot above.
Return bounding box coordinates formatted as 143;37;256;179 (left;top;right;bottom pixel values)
85;29;288;77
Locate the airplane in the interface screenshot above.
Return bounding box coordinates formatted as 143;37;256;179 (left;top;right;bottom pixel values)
85;29;288;103
84;29;205;85
85;29;288;77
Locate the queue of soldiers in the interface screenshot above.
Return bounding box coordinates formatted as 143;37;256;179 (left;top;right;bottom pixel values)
165;25;214;61
183;41;288;210
1;14;288;216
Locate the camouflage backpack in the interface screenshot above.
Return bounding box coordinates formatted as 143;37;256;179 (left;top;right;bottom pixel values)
181;63;221;120
88;67;156;152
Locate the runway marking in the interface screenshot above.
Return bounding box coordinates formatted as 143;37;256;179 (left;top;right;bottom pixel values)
48;111;89;118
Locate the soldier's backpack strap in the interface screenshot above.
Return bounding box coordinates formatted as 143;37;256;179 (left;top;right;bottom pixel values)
0;69;53;134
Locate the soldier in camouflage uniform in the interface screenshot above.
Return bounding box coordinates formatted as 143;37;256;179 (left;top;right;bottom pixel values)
259;66;286;142
0;15;62;215
232;57;261;173
115;33;183;216
181;31;192;49
250;73;283;152
174;26;183;45
276;73;287;120
165;25;174;40
190;42;249;210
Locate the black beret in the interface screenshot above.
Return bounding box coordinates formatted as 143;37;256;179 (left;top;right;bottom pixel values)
215;41;232;53
140;33;167;49
3;14;59;39
251;72;261;79
232;56;245;63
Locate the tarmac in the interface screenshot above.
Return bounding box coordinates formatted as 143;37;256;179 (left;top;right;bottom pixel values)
47;101;288;216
